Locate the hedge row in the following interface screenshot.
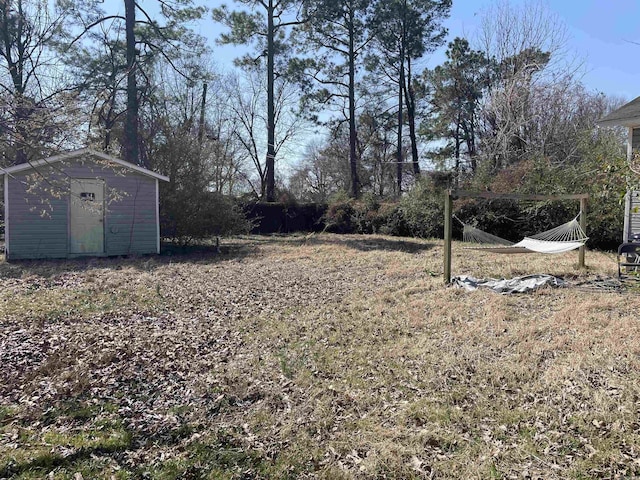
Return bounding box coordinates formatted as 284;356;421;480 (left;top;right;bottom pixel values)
243;187;621;251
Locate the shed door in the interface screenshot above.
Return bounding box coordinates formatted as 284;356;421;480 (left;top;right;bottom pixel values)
70;179;105;254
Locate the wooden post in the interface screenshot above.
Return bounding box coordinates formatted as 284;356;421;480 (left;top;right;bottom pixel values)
579;197;587;268
444;190;453;283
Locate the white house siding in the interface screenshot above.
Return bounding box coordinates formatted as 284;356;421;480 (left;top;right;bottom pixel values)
625;128;640;243
6;156;159;259
626;191;640;241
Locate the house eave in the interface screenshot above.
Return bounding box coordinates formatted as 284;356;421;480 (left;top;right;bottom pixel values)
597;119;640;128
597;95;640;129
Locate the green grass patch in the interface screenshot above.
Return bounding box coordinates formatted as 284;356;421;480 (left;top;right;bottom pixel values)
0;421;132;478
0;405;17;427
2;286;164;324
141;431;293;480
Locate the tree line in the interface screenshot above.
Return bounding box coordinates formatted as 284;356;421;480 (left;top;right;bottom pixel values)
0;0;629;244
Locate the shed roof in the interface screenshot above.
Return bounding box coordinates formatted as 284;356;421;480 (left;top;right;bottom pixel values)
598;96;640;128
1;148;170;182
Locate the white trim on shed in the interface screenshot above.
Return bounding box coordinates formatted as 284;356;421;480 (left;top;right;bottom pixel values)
156;178;160;254
4;172;8;257
2;148;169;182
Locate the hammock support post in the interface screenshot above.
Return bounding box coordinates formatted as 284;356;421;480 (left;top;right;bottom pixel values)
444;191;453;283
443;190;589;283
579;197;587;269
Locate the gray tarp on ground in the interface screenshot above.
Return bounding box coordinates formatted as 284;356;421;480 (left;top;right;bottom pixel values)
452;274;566;294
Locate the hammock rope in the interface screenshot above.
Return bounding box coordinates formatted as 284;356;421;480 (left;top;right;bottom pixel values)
528;214;587;242
454;215;514;245
456;213;588;254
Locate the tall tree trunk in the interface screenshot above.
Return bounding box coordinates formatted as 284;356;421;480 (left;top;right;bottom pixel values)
102;86;118;150
404;57;420;177
124;0;139;165
265;0;276;202
14;95;29;165
6;0;27;164
103;116;113;150
463;120;477;172
348;5;359;199
454;114;461;189
198;82;207;145
396;56;404;197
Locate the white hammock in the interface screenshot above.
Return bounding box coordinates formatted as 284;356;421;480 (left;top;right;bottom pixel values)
457;214;588;254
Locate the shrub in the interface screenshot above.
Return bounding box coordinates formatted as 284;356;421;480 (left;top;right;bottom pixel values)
399;177;445;239
454;198;523;242
323;193;357;233
160;190;251;246
460;151;626;250
377;203;407;236
243;202;326;234
323;193;407;235
150;127;253;246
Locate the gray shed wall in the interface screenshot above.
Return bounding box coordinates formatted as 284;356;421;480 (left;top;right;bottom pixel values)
6;156;159;259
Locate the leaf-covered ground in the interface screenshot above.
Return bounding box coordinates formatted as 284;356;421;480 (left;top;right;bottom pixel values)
1;234;639;479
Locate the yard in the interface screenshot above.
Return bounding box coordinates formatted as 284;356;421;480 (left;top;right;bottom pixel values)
1;234;639;479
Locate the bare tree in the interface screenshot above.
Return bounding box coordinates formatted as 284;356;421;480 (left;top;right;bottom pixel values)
369;0;451;192
295;0;379;199
213;0;308;202
0;0;79;165
357;108;398;197
288;138;351;202
475;0;582;169
478;0;571;75
225;68;303;199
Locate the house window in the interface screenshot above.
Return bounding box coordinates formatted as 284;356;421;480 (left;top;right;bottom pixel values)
633;128;640;150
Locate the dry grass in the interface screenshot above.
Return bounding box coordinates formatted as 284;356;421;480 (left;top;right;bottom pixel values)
1;234;639;479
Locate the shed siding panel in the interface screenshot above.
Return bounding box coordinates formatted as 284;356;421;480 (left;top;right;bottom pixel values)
6;155;161;259
104;174;158;256
7;175;68;259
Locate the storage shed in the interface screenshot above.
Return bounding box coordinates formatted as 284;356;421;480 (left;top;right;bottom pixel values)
598;97;640;242
2;148;169;260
